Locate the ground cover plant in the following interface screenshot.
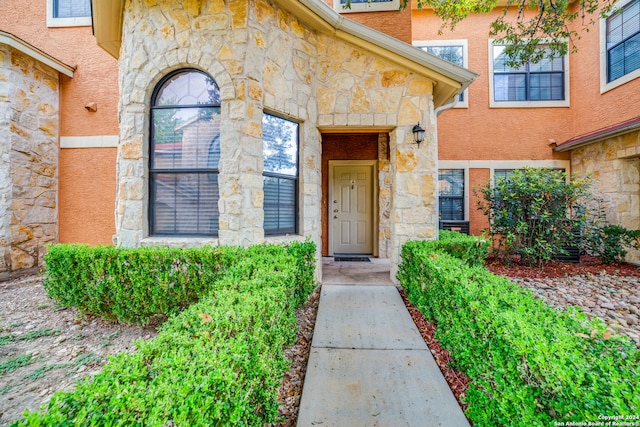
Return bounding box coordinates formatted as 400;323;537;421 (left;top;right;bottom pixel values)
12;241;316;426
398;233;640;426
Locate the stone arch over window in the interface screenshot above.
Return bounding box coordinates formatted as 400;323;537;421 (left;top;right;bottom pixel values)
148;68;221;236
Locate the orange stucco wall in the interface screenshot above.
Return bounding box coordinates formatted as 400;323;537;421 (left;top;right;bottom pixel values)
412;8;573;162
0;0;120;245
568;7;640;134
468;168;490;236
58;149;117;245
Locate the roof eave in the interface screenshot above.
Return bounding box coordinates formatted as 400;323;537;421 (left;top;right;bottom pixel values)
554;117;640;152
0;31;75;77
91;0;479;107
91;0;124;59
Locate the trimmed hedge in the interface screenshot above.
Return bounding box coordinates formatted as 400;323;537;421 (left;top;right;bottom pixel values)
43;244;240;324
429;230;490;266
15;241;316;426
398;240;640;426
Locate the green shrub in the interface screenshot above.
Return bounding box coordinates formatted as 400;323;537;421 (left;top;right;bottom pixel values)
400;231;489;268
477;168;590;267
583;224;640;264
16;242;317;426
398;242;640;426
436;230;490;266
43;244;239;324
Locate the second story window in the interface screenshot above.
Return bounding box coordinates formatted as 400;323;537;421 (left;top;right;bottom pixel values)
490;43;569;108
47;0;91;27
54;0;91;18
416;40;469;107
606;0;640;83
334;0;400;13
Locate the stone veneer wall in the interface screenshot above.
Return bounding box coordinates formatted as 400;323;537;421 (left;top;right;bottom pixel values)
115;0;438;278
571;131;640;261
0;44;59;277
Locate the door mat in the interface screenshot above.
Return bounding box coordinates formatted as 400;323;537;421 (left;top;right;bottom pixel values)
334;256;371;262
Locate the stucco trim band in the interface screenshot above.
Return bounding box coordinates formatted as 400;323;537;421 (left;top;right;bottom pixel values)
60;135;118;149
0;31;75;78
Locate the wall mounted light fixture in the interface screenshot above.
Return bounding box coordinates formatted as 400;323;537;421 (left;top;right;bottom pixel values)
412;123;425;148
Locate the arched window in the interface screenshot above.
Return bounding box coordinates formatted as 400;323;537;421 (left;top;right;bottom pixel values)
149;69;221;236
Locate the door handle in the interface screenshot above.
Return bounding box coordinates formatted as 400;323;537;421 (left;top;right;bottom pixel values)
333;209;339;213
333;215;338;219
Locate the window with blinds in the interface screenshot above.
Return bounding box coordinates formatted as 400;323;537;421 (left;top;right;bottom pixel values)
149;69;221;236
492;44;565;102
262;114;299;236
53;0;91;18
438;169;464;221
606;0;640;83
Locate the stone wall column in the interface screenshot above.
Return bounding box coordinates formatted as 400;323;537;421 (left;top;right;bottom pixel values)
0;44;11;274
378;132;391;258
0;45;59;275
389;101;437;280
217;98;265;247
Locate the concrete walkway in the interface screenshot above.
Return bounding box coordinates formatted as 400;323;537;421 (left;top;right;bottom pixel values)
297;258;469;427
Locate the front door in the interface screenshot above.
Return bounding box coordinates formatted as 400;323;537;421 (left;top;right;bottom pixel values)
331;164;374;254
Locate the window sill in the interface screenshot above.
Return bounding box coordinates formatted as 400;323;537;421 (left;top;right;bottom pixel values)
140;236;220;248
47;16;92;27
489;99;570;108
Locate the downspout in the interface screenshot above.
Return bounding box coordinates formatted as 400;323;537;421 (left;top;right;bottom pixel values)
432;96;459;240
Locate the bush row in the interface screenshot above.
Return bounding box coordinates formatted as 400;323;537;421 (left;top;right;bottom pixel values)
425;229;490;266
398;237;640;426
16;241;316;426
43;244;240;324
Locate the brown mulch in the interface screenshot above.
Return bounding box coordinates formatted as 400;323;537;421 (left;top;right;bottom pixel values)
270;286;320;427
398;289;471;419
485;255;640;278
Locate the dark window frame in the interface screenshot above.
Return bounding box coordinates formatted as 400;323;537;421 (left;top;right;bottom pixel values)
149;68;221;237
606;0;640;83
492;44;566;102
438;169;465;221
262;113;300;236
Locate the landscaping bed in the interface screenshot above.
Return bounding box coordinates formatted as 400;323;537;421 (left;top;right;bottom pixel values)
0;274;157;427
400;255;640;425
2;241;317;426
398;234;640;426
0;274;320;427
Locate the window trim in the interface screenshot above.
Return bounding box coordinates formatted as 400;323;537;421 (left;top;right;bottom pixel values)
333;0;400;13
488;39;570;108
600;0;640;93
414;40;469;108
262;111;300;237
46;0;92;27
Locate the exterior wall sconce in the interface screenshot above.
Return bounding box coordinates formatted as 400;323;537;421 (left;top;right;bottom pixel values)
412;123;425;148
